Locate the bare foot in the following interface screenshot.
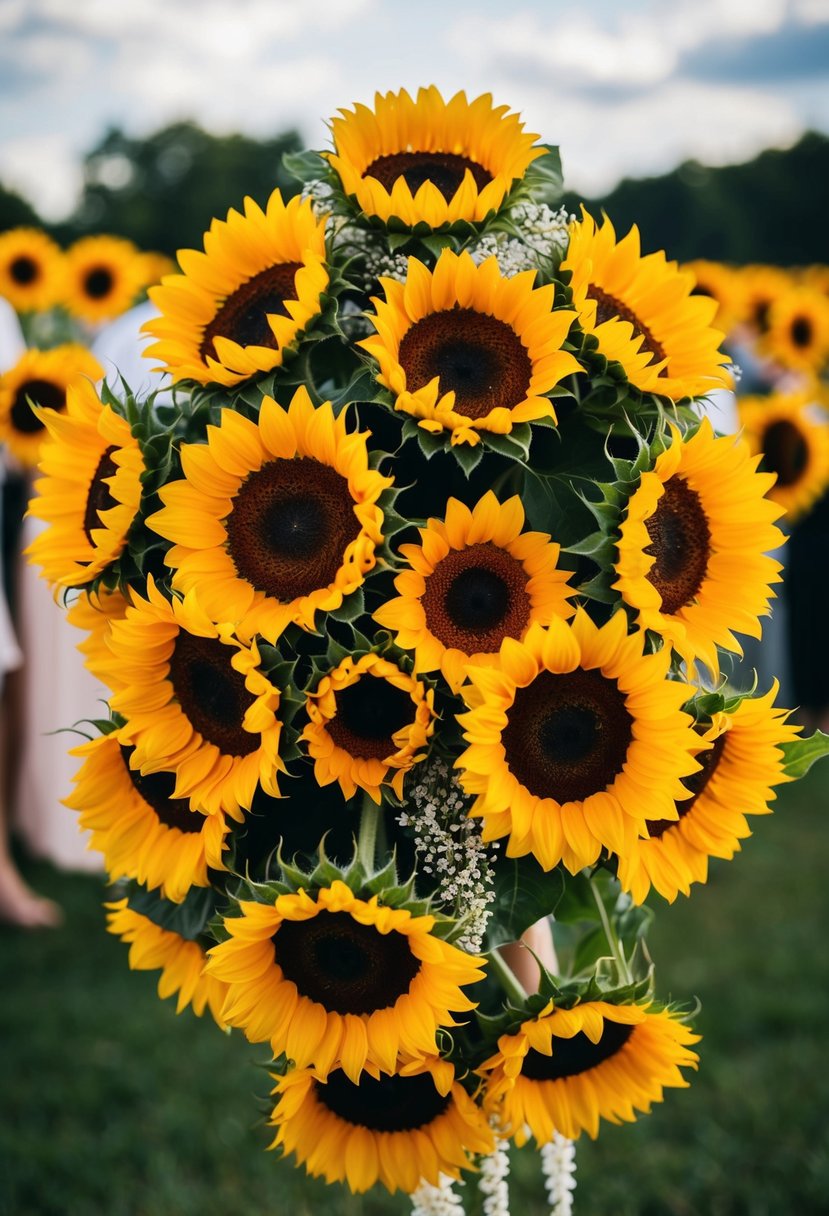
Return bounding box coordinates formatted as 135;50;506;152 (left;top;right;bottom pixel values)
0;857;63;928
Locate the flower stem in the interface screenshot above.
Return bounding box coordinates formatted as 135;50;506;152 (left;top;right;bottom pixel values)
357;792;381;874
589;874;632;985
487;946;528;1006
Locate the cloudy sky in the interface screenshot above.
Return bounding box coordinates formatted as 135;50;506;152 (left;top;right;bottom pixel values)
1;0;828;220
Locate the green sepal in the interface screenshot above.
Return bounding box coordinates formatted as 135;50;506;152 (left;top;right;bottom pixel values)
781;730;829;779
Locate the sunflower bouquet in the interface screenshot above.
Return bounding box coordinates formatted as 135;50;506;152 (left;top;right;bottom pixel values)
27;87;829;1211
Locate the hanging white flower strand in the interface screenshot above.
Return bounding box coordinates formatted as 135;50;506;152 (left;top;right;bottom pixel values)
541;1133;577;1216
410;1174;466;1216
479;1120;512;1216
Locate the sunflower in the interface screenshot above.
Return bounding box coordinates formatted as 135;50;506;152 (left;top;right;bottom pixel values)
739;392;829;522
64;235;144;323
206;880;486;1079
617;684;799;904
101;579;285;819
26;378;144;586
360;249;580;446
760;286;829;374
106;899;229;1027
480;1000;699;1143
66;586;130;686
562;212;729;401
0;345;103;468
147;387;390;643
269;1056;494;1194
455;610;701;874
681;259;739;336
0;226;65;313
735;264;792;335
613;419;785;674
302;653;436;802
326;86;544;230
143;191;329;386
67;733;229;903
375;491;575;691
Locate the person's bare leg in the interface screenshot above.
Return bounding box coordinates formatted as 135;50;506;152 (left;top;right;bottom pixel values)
501;918;558;994
0;670;62;928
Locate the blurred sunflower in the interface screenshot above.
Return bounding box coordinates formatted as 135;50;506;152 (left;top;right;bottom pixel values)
681;258;739;336
735;264;792;335
147;387;390;643
761;286;829;374
614;420;785;673
144;191;328;386
303;653;435;802
0;345;103;468
68;733;229;904
480;1000;699;1143
562;212;729;401
617;685;798;904
375;491;575;691
106;899;229;1027
739;393;829;523
326;86;543;229
269;1057;494;1194
64;235;144;323
66;587;130;687
103;580;285;819
360;249;580;446
455;610;701;874
0;227;65;313
26;378;144;586
207;880;486;1078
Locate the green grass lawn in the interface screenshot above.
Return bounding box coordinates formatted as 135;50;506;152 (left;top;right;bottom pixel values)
2;764;828;1216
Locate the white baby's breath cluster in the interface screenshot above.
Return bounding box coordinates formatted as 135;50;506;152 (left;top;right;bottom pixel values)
509;202;573;253
410;1174;467;1216
540;1133;577;1216
300;177;338;220
469;205;571;278
479;1122;512;1216
398;756;497;953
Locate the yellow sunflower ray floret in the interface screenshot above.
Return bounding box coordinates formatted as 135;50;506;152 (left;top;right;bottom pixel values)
106;899;229;1028
479;999;700;1143
375;490;575;691
206;880;486;1081
360;248;581;446
144;190;329;386
617;683;800;904
268;1055;495;1194
26;378;144;587
456;609;702;874
147;386;391;644
303;653;436;803
67;732;230;904
614;419;786;674
64;234;144;323
103;578;285;820
739;392;829;524
0;226;65;313
327;85;544;229
0;344;104;469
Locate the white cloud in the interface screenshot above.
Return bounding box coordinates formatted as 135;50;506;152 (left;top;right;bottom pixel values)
0;133;84;219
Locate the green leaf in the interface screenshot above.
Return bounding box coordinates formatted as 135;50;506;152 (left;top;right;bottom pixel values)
127;885;217;941
524;144;564;205
282;149;329;184
781;731;829;779
486;856;565;946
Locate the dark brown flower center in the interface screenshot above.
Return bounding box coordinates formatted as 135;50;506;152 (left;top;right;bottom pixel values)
502;668;632;802
588;286;667;368
325;674;416;761
84;266;115;299
762;419;809;487
167;631;259;757
120;745;203;833
421;542;531;653
225;457;361;602
10;255;38;285
10;377;65;434
398;308;532;421
199;262;301;362
273;910;421;1014
521;1019;634;1080
643;475;711;615
791;316;813;349
83;445;120;544
314;1068;450;1132
364;150;492;202
753;299;771;333
645;732;727;838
